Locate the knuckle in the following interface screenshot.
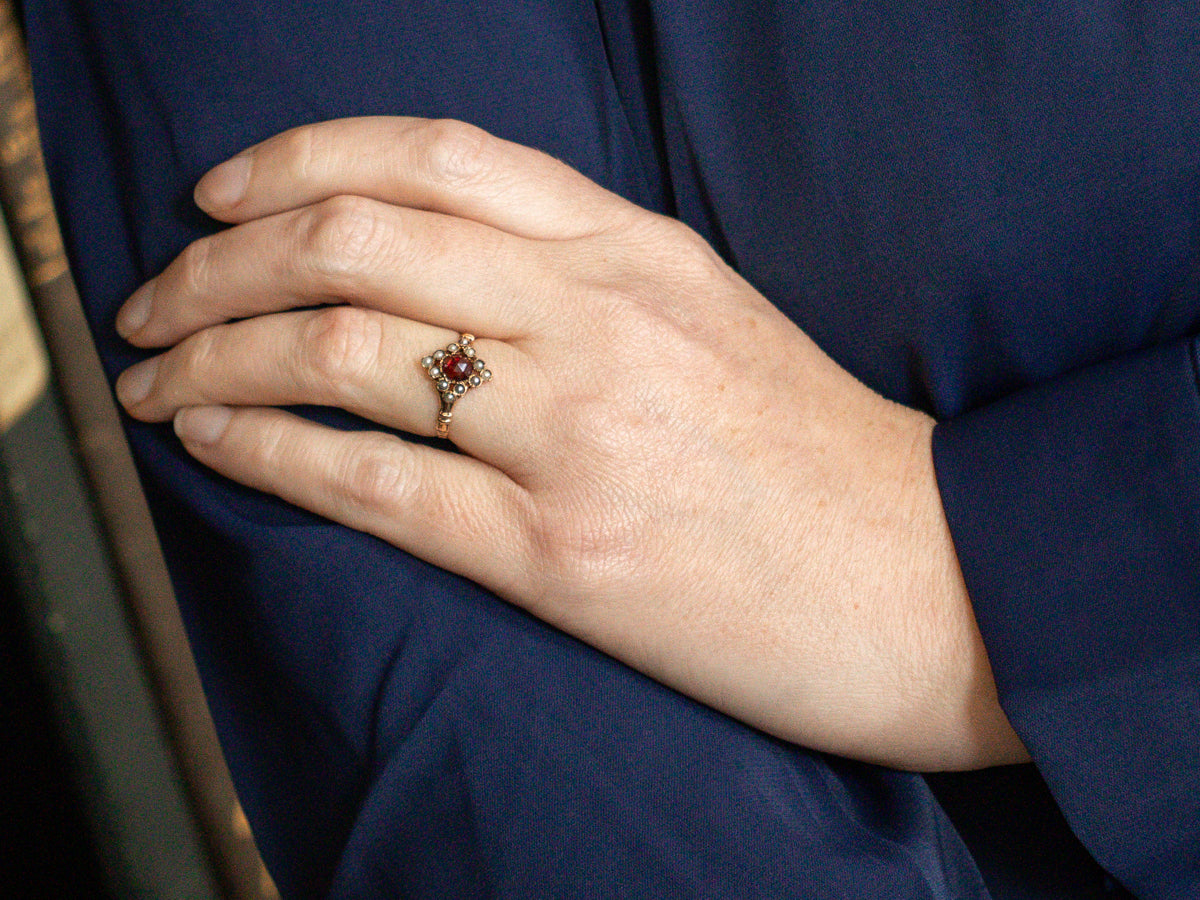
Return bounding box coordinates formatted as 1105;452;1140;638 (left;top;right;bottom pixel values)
674;220;722;268
567;281;667;362
279;124;324;183
522;445;656;599
592;213;726;296
570;216;731;345
340;439;416;511
301;306;383;391
562;397;652;472
418;118;498;186
643;213;724;278
297;195;388;282
249;413;290;466
177;235;216;300
272;121;343;187
176;326;222;384
527;504;644;601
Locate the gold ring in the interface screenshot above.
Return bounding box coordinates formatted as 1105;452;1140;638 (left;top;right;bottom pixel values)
420;334;492;439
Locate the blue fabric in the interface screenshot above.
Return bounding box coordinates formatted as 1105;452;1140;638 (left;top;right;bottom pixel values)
23;1;1198;897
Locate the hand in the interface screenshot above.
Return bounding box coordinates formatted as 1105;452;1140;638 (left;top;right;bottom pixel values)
115;117;1026;770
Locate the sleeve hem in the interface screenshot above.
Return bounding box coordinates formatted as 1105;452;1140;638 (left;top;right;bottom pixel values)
932;338;1200;898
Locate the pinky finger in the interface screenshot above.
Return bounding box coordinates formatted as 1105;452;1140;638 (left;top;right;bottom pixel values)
173;405;532;596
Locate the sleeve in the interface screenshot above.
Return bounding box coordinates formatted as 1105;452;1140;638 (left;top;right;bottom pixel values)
933;335;1200;898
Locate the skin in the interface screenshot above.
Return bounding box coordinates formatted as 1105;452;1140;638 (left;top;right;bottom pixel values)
115;116;1028;771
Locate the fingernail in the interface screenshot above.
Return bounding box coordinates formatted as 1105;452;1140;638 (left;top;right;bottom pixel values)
195;154;251;209
174;405;233;445
116;280;155;338
116;357;159;407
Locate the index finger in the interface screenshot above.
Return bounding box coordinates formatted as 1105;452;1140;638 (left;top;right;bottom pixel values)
194;117;634;240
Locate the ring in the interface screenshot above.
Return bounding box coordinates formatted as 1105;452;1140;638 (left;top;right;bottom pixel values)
420;334;492;439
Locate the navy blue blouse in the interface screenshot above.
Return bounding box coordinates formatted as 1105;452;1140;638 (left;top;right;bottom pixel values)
24;1;1200;897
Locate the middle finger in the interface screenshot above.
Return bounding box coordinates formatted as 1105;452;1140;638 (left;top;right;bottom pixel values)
118;196;553;348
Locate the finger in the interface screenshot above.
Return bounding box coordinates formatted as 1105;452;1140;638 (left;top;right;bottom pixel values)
193;117;633;239
173;405;532;597
117;196;550;347
116;308;541;466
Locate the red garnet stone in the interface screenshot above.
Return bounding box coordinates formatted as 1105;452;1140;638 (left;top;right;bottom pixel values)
442;354;474;382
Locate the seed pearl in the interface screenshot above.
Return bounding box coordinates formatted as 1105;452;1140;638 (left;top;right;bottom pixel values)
447;343;459;353
431;367;441;378
437;379;450;391
434;350;445;360
482;370;492;381
421;356;434;368
442;392;456;403
464;347;476;359
453;383;467;395
473;359;485;371
469;375;481;387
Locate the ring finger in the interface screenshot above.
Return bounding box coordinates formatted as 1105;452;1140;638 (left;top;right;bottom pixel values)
116;306;544;469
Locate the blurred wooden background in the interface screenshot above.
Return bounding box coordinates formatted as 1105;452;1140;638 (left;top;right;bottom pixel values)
0;3;275;896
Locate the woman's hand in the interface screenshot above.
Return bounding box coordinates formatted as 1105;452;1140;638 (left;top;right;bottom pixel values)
115;117;1026;770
